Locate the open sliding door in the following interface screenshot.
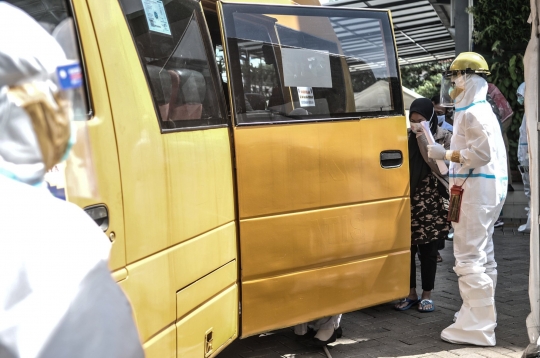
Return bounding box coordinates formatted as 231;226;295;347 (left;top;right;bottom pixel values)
219;2;411;337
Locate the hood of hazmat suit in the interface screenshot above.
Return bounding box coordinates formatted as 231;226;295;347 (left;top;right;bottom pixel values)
0;2;68;186
0;3;143;358
440;73;507;347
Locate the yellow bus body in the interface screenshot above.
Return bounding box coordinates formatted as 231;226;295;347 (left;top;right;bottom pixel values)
61;0;412;356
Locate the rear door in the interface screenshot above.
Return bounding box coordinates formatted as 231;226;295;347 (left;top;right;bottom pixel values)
218;2;411;337
87;0;238;356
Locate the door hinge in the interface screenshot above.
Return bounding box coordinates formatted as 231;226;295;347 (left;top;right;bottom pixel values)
239;302;242;315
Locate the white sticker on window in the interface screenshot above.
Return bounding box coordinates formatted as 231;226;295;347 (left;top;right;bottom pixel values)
142;0;171;35
297;87;315;107
281;48;332;88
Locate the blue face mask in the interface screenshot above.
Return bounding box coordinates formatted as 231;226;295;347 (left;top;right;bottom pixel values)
437;115;445;125
518;96;524;105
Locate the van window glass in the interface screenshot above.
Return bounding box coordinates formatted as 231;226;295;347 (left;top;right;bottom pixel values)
220;4;403;125
119;0;227;131
6;0;92;120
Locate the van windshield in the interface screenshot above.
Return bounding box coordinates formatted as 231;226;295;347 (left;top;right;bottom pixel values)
220;4;403;125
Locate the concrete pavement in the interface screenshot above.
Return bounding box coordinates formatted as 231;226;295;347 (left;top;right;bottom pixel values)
219;195;532;358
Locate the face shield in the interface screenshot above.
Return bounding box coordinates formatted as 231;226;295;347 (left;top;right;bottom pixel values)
517;82;525;105
6;16;97;200
440;71;468;107
48;18;98;200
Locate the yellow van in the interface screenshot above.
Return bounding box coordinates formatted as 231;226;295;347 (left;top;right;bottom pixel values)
16;0;411;356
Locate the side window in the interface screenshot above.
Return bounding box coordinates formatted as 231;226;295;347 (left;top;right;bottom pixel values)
119;0;227;131
7;0;92;120
221;4;403;125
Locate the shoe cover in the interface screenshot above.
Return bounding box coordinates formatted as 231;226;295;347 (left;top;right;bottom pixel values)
519;223;531;233
441;308;496;346
519;214;531;233
526;312;540;343
441;273;496;346
522;343;540;358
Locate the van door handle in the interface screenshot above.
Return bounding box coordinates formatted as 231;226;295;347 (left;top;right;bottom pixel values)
380;150;403;168
84;205;109;232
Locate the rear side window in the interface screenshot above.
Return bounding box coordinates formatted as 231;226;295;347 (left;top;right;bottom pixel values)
119;0;227;131
220;4;403;125
7;0;92;120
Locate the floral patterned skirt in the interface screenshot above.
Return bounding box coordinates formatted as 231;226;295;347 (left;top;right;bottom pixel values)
411;173;450;245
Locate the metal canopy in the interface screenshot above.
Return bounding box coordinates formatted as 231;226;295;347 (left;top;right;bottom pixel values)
326;0;455;65
8;0;67;23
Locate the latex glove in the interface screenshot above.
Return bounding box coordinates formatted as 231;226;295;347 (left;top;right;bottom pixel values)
427;143;446;160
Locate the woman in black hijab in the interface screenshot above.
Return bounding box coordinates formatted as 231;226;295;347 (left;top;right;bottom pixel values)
395;98;452;313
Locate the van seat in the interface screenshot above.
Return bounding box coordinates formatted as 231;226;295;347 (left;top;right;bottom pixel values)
268;86;286;113
245;93;266;111
146;65;172;120
169;69;206;120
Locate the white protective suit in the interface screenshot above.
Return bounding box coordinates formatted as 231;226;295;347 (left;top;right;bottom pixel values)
440;75;507;346
0;3;143;358
517;83;531;233
294;315;342;343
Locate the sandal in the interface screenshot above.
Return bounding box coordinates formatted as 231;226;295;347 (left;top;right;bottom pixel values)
394;297;419;311
418;299;435;312
437;253;443;263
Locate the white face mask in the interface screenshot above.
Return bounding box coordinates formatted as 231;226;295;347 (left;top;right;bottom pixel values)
437;115;445;125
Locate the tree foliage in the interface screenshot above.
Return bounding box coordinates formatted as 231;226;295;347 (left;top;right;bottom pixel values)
469;0;529;171
470;1;530;56
400;60;452;99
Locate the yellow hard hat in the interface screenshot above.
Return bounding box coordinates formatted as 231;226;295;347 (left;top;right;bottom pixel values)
444;52;490;77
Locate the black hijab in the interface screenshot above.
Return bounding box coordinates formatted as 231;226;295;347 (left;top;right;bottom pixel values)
408;98;438;197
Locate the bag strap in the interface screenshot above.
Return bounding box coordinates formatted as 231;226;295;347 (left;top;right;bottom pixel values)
453;168;472;188
433;172;449;190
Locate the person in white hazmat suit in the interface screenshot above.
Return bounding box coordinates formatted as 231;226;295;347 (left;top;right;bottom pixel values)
0;3;144;358
427;52;507;346
516;82;531;233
